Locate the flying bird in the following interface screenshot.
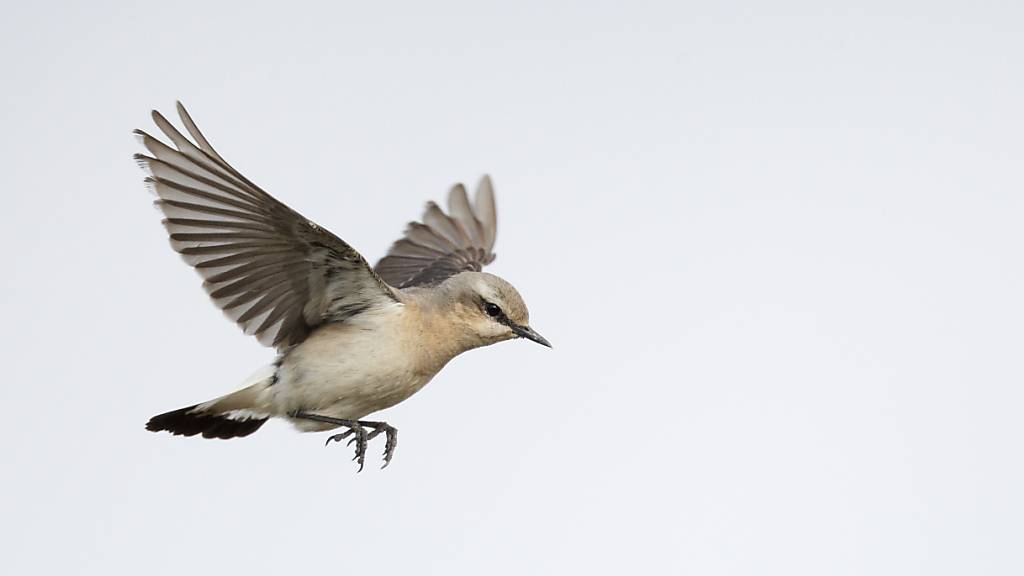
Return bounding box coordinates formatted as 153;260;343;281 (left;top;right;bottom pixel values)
135;103;550;470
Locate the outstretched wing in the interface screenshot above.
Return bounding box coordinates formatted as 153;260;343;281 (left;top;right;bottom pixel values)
375;177;498;288
134;102;398;350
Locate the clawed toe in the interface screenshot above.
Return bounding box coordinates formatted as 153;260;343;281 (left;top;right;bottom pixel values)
295;412;398;471
325;429;354;446
365;422;399;468
320;422;397;471
324;423;369;471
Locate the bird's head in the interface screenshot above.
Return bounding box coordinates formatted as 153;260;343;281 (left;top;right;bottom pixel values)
442;272;551;350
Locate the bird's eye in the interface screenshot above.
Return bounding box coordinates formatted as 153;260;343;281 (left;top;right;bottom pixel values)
484;302;503;318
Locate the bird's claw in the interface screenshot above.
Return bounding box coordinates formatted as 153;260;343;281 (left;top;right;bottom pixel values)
326;423;369;472
324;429;354;446
366;423;399;468
322;420;398;471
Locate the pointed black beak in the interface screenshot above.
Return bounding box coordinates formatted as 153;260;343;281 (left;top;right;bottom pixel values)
512;324;552;348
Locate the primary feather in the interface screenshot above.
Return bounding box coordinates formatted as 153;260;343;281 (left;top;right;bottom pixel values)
134;103;397;349
375;177;498;288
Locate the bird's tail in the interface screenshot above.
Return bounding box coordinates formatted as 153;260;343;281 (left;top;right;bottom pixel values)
146;404;267;439
146;367;275;440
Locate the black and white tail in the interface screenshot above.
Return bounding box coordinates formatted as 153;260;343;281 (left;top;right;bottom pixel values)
145;368;274;440
146;405;267;439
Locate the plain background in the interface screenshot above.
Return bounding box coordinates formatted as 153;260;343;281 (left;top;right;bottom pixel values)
2;1;1022;574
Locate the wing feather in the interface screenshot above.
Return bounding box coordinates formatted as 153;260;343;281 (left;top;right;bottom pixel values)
374;176;499;288
135;102;398;349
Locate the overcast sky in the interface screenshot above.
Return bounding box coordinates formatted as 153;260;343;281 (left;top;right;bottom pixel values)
3;1;1023;574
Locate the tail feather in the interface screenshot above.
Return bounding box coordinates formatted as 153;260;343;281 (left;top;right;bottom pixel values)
146;405;268;439
147;366;275;440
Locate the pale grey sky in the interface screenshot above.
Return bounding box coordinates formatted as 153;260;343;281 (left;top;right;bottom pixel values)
2;1;1023;574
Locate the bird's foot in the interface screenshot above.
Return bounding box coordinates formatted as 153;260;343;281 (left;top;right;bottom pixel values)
325;421;398;470
325;423;370;471
361;421;399;468
292;412;397;472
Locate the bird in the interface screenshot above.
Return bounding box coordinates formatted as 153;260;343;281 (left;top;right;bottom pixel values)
134;102;551;470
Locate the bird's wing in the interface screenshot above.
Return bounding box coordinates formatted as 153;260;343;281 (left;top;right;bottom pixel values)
134;102;398;350
374;177;498;288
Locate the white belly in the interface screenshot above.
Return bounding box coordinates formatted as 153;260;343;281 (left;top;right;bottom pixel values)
271;309;442;430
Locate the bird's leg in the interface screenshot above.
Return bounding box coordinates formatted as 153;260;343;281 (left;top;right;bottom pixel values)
359;420;399;468
292;412;371;471
291;412;398;471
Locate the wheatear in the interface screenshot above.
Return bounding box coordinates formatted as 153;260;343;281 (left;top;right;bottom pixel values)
136;103;550;470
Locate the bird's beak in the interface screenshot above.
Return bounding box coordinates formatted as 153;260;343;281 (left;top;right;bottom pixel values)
512;324;552;348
